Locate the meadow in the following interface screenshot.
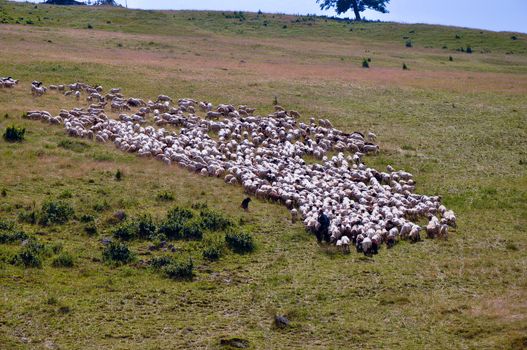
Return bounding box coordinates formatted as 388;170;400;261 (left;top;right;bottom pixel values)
0;1;526;349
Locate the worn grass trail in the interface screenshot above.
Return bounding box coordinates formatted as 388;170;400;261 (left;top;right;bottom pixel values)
1;2;527;349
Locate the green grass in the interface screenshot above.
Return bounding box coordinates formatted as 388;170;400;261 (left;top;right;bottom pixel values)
0;2;526;349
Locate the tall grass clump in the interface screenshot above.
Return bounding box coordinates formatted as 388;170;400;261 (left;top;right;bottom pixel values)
203;243;222;261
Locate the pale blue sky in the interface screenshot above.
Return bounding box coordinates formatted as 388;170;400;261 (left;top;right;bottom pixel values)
20;0;527;33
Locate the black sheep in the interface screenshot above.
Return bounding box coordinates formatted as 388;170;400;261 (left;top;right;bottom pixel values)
241;197;251;211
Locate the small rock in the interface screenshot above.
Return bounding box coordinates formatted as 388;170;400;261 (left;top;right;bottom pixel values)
113;210;127;222
274;315;290;328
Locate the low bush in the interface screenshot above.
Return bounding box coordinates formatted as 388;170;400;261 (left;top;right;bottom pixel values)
158;220;183;240
466;46;473;54
405;40;412;47
166;207;193;222
158;207;196;240
162;257;193;280
182;219;203;240
13;239;45;268
199;209;232;231
80;214;95;223
3;125;25;142
136;215;157;240
0;219;15;231
203;244;222;261
225;231;254;253
39;201;74;226
0;231;29;244
102;242;133;264
112;221;138;241
84;224;97;236
150;255;175;270
362;58;369;68
52;252;74;268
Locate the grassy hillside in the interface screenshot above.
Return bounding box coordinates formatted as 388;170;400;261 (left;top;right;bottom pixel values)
1;1;526;349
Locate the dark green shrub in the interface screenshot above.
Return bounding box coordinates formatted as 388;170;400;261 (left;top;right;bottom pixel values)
162;257;193;280
112;221;137;241
87;23;93;29
157;191;174;201
115;169;123;181
225;231;254;253
150;255;175;270
3;125;25;142
181;219;203;240
203;245;222;261
136;215;157;240
102;242;133;264
52;252;74;267
405;40;412;48
1;189;6;197
158;207;194;240
166;207;193;222
158;220;184;240
466;46;473;54
39;201;74;226
84;224;97;236
0;230;28;244
403;63;408;70
362;58;369;68
80;214;95;223
449;56;453;61
14;239;45;268
199;209;232;232
0;219;15;231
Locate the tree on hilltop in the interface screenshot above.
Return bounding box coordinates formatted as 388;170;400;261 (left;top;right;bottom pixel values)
317;0;390;21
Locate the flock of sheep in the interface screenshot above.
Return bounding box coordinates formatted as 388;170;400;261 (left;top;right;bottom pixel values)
10;79;457;255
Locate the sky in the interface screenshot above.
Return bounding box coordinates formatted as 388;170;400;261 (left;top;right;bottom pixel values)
19;0;527;33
